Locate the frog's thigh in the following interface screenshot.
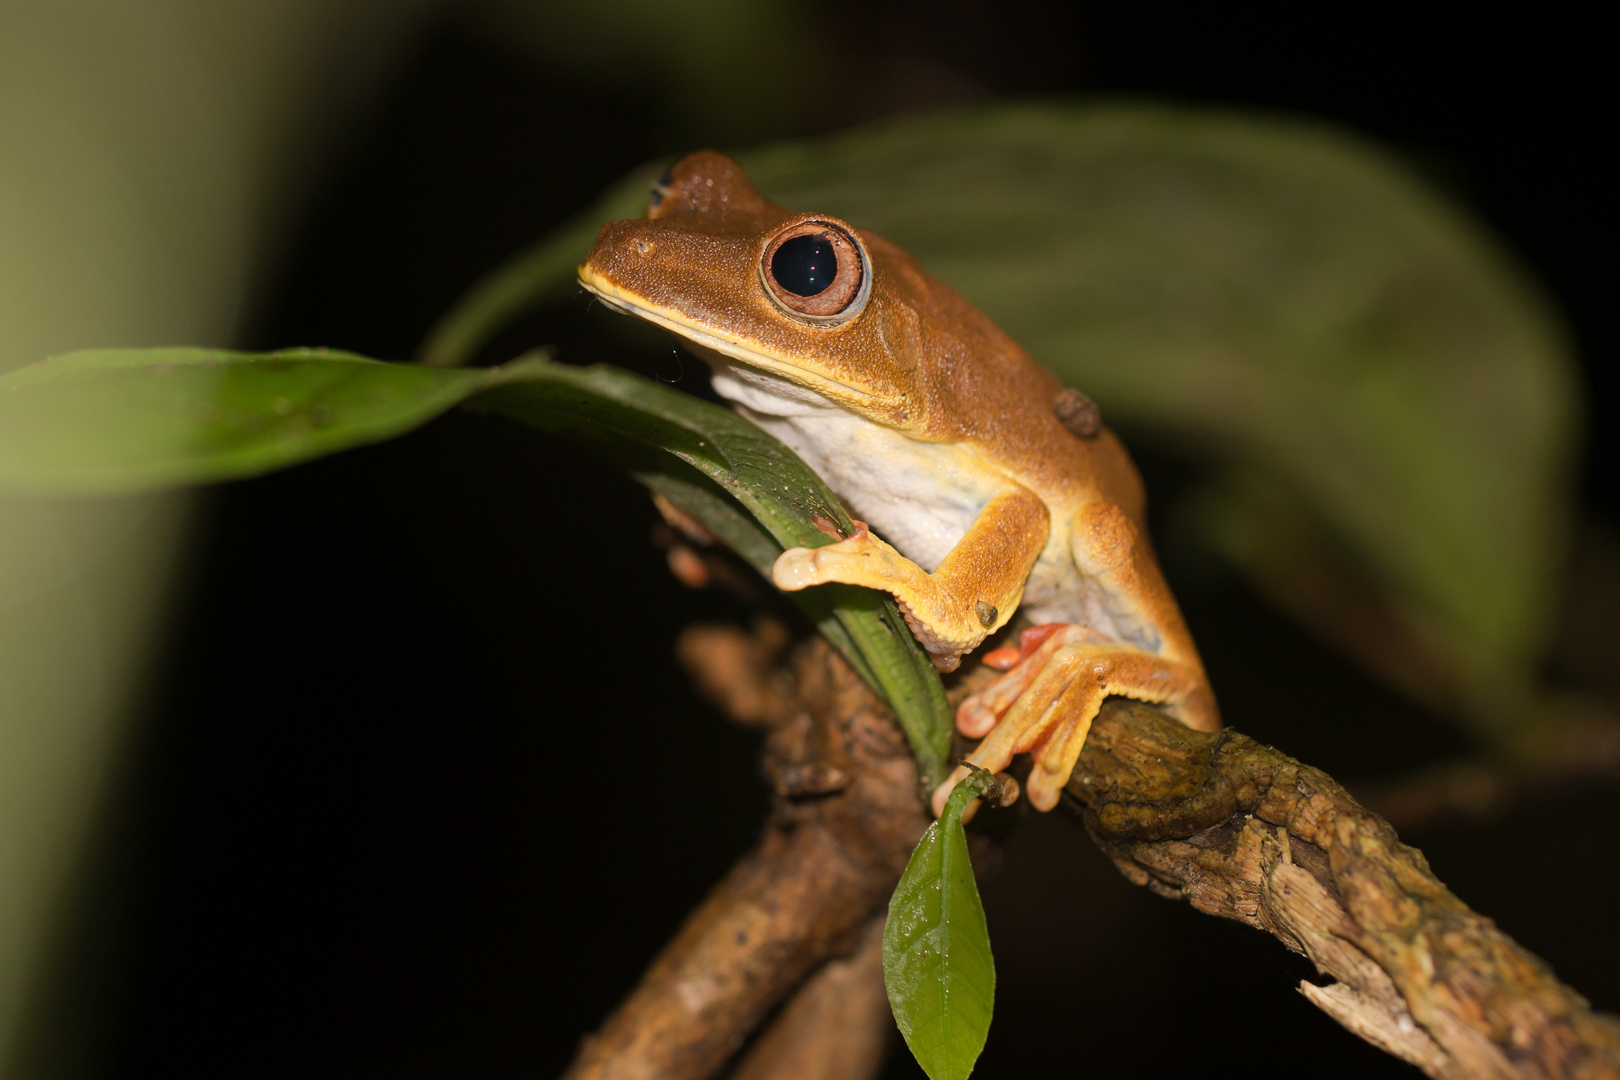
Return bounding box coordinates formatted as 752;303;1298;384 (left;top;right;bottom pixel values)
934;644;1203;815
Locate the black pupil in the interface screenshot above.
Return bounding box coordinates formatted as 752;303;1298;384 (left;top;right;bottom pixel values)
771;234;838;297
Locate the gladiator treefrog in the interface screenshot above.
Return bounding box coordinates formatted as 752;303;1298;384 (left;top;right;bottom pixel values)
580;152;1218;815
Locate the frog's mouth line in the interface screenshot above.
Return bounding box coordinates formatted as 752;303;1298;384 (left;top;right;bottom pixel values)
577;269;875;409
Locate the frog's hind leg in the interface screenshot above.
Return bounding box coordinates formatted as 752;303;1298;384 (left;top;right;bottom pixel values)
933;637;1210;815
955;624;1110;737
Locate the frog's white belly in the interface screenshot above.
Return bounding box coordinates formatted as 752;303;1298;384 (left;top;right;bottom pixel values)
708;363;1153;650
711;366;995;573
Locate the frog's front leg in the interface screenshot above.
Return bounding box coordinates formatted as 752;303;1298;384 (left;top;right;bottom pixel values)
772;488;1050;672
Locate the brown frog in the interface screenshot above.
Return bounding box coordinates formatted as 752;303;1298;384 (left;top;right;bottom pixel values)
580;152;1218;815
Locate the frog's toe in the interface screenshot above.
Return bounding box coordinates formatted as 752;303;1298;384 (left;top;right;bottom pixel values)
956;697;999;739
972;662;1101;812
950;638;1121;813
772;546;821;590
936;644;1110;816
930;760;1015;822
770;522;915;594
956;670;1036;737
1024;762;1069;812
1023;689;1100;810
960;641;1209;812
957;623;1086;737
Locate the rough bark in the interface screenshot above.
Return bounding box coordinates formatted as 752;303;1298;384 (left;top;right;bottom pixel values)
567;625;1620;1080
726;916;891;1080
561;628;926;1080
1069;700;1620;1080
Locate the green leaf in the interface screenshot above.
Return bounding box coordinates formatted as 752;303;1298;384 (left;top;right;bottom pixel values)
884;770;997;1080
471;358;952;786
459;373;882;692
0;348;544;496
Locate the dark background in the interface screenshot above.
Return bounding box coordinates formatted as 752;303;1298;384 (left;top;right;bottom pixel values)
50;4;1614;1077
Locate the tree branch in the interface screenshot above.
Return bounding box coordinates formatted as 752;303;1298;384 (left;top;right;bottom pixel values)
726;915;891;1080
1067;700;1620;1080
561;628;926;1080
568;626;1620;1080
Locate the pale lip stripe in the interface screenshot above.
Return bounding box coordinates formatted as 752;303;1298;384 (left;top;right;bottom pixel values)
577;266;876;409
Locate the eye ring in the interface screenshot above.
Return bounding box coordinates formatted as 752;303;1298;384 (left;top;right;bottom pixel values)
759;221;870;325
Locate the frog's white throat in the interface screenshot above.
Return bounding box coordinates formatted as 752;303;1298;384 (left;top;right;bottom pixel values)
698;356;997;579
708;360;842;417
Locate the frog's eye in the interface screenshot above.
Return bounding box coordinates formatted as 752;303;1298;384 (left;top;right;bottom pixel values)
760;221;869;323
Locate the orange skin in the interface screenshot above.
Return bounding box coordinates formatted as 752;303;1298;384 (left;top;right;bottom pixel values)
580;152;1218;815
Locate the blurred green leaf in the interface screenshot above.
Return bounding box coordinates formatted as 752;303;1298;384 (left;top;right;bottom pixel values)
0;348;543;495
0;346;951;786
884;769;997;1080
428;102;1580;746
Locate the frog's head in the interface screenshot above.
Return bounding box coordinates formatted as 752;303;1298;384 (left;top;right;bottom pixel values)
579;151;929;429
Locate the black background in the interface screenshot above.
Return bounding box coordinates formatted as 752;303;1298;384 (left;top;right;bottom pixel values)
52;4;1616;1077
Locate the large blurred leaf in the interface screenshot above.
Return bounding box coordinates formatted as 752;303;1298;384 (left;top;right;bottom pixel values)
747;106;1579;741
425;103;1579;746
0;347;951;786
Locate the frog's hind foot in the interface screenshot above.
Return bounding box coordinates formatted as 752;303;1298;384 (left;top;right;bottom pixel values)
932;625;1211;816
955;624;1107;738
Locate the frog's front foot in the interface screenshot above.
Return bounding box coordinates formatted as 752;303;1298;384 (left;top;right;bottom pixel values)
772;520;881;589
772;522;990;672
932;624;1213;816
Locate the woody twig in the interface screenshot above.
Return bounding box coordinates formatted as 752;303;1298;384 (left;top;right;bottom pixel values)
560;627;926;1080
1068;699;1620;1080
564;624;1620;1080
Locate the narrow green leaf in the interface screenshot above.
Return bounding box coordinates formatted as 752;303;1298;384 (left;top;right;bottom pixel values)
490;407;883;693
884;771;998;1080
471;359;952;786
0;348;543;495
